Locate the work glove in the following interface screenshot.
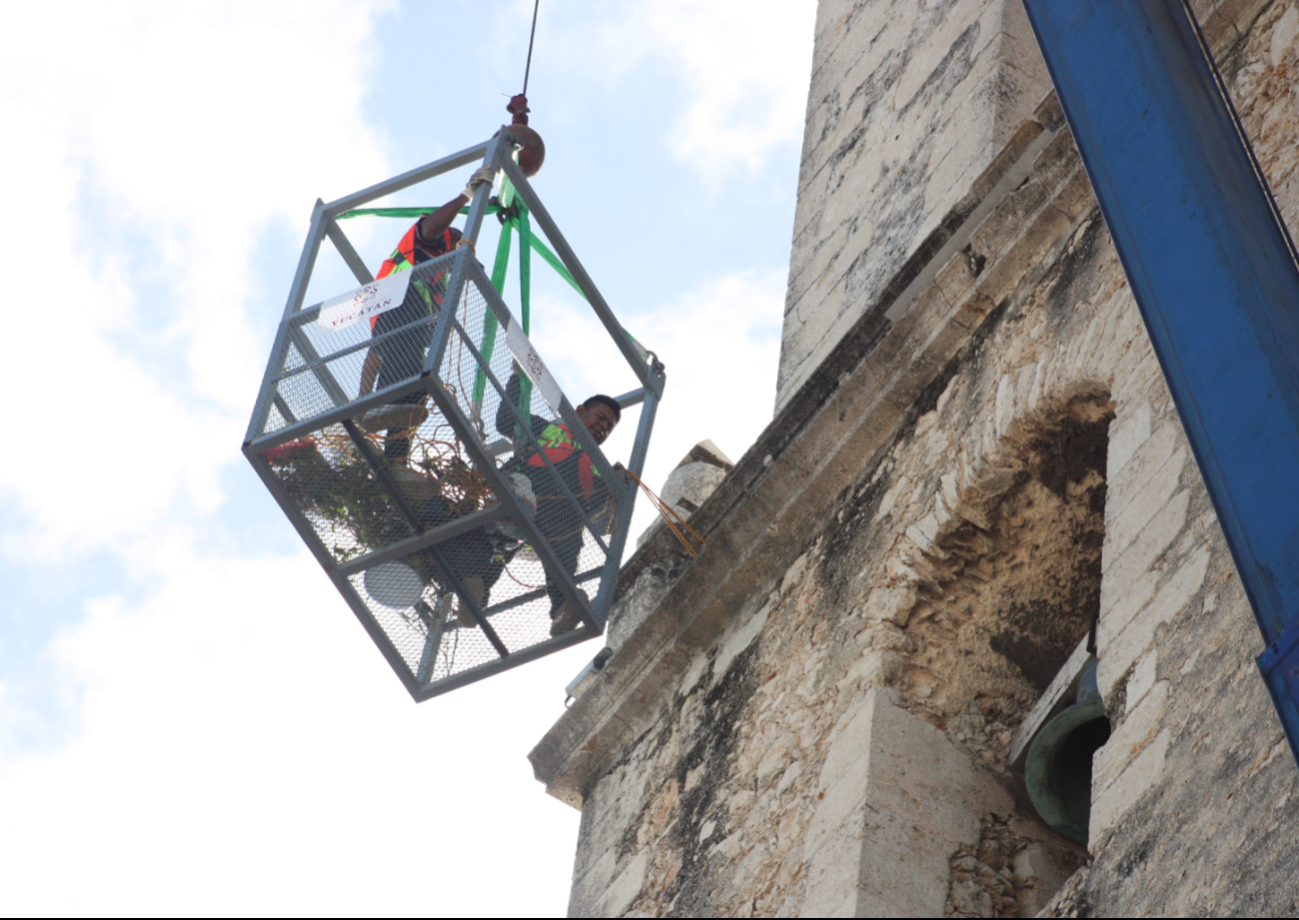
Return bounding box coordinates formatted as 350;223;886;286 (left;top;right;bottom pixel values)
462;165;496;201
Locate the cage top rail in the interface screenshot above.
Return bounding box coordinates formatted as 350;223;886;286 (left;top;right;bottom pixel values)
313;128;664;398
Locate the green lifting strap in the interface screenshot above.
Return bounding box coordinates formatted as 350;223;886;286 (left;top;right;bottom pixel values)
473;180;517;412
524;229;582;298
337;205;585;298
337;206;505;219
338;197;648;424
470;183;533;434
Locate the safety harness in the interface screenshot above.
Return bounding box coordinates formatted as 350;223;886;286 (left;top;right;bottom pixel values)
371;225;458;328
527;422;601;501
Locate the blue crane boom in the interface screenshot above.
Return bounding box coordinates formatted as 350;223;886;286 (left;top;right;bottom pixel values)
1024;0;1299;758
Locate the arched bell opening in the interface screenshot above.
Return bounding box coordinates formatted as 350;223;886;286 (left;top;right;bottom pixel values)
895;392;1114;914
901;394;1114;774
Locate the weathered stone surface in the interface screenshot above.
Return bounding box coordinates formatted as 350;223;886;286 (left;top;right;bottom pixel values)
779;0;1051;409
659;463;727;519
636;441;735;550
538;0;1299;916
851;692;1018;918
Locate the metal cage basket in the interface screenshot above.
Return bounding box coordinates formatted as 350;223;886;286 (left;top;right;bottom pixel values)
243;131;664;700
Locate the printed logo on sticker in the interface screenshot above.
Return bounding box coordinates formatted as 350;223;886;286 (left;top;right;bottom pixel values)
317;272;413;331
524;349;545;381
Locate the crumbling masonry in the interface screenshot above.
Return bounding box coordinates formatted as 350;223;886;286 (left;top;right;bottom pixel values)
531;0;1299;915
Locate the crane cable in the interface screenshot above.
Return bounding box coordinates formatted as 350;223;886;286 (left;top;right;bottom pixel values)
522;0;540;96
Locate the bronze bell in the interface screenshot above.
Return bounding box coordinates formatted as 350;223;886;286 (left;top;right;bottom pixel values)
1025;658;1112;845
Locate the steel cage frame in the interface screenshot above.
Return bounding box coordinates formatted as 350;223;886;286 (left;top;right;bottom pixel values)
242;129;666;701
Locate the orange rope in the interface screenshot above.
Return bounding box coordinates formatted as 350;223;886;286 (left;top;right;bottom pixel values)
624;468;706;559
501;562;543;590
317;410;497;513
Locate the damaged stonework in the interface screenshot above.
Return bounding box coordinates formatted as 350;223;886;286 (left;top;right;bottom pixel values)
530;76;1092;809
945;815;1079;918
533;0;1299;916
870;391;1112;770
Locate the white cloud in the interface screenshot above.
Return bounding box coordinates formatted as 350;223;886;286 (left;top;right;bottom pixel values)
0;0;391;557
0;535;586;915
645;1;817;178
531;0;816;181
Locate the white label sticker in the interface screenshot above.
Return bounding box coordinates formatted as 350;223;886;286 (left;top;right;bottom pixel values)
505;316;564;413
317;271;413;332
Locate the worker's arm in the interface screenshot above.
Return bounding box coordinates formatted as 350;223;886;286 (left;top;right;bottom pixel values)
496;368;548;440
415;196;467;246
416;166;496;245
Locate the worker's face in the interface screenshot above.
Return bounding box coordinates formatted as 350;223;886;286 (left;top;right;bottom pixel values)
578;402;618;444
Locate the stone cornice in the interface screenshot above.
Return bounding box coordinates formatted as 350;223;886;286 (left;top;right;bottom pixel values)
529;93;1094;808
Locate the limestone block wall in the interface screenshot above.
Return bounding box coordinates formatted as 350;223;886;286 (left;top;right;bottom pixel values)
778;0;1050;410
538;1;1299;916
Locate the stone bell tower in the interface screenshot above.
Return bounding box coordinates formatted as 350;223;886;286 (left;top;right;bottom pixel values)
532;0;1299;915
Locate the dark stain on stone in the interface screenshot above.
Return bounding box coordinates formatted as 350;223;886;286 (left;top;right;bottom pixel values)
899;21;981;118
824;46;907;150
1115;835;1153;879
843;155;936;308
663;642;760;917
1044;214;1106;319
992;598;1075;692
1028;413;1111;499
817;464;891;605
909;298;1013;428
1073;891;1097;918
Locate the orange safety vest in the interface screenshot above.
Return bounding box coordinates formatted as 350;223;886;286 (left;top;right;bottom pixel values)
527;422;601;501
371;225;455;328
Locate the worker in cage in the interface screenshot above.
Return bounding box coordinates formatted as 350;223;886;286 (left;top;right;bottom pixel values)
356;164;498;463
411;486;509;631
494;367;623;635
353;163;501;629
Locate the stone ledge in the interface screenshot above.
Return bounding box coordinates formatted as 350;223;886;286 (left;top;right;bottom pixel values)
529;97;1097;809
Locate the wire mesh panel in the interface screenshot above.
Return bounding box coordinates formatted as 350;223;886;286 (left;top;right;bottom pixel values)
262;425;416;564
245;134;663;700
254;251;461;439
247;241;635;698
422;256;633;666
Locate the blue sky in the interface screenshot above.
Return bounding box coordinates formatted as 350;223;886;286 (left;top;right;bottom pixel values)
0;2;814;915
